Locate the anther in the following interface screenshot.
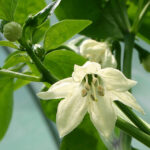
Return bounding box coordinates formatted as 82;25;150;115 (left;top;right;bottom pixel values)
81;89;87;97
97;86;104;96
85;83;90;90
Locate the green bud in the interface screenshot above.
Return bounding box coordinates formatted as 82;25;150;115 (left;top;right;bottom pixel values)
142;55;150;72
3;22;22;42
33;44;45;60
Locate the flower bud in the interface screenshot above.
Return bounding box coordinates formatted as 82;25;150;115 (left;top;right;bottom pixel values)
80;39;117;68
3;22;22;42
33;44;45;60
142;55;150;72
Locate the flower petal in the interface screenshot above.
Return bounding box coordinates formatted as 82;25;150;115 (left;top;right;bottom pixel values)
56;86;88;137
37;77;75;100
102;49;117;68
110;91;144;114
100;68;137;91
88;94;117;137
72;61;101;82
80;39;106;62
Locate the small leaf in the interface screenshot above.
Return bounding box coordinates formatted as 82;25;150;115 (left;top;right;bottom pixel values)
44;20;92;50
3;51;31;69
43;50;87;79
0;77;13;140
0;41;18;49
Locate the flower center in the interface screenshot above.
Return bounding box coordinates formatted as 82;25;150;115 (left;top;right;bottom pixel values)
81;74;105;101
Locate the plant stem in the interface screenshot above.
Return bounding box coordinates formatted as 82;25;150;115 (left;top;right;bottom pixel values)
24;44;57;84
116;117;150;148
123;33;135;78
120;33;135;149
0;69;42;82
115;101;150;135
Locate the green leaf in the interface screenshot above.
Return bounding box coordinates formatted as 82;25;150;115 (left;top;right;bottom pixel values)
40;99;61;122
0;41;18;49
0;77;13;140
44;20;92;50
43;50;87;79
14;79;30;90
0;0;18;21
25;0;60;27
14;0;47;25
32;20;50;44
60;115;107;150
54;0;124;40
3;51;31;69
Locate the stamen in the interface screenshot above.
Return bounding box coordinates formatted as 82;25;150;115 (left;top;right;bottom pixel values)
97;85;104;96
90;94;98;101
92;74;97;85
91;82;98;101
81;89;87;97
84;75;90;90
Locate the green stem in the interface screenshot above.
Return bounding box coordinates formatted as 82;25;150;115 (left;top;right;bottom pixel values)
0;69;42;82
123;33;135;78
116;117;150;148
24;44;57;84
120;33;135;149
115;101;150;135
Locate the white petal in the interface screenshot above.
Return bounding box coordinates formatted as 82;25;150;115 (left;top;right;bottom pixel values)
37;77;76;100
56;86;88;137
100;68;137;91
80;39;106;62
102;49;117;68
110;91;144;114
72;61;101;82
88;94;117;137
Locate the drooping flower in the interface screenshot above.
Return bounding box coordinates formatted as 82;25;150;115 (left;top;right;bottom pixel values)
37;61;143;138
80;39;117;68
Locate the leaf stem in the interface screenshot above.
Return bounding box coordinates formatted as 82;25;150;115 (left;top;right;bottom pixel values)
116;117;150;148
115;101;150;135
0;69;42;82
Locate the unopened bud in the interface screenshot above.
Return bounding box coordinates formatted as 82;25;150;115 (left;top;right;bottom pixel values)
33;44;45;60
3;22;22;42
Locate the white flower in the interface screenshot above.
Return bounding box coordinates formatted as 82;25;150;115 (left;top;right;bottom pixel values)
37;61;143;138
80;39;117;68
